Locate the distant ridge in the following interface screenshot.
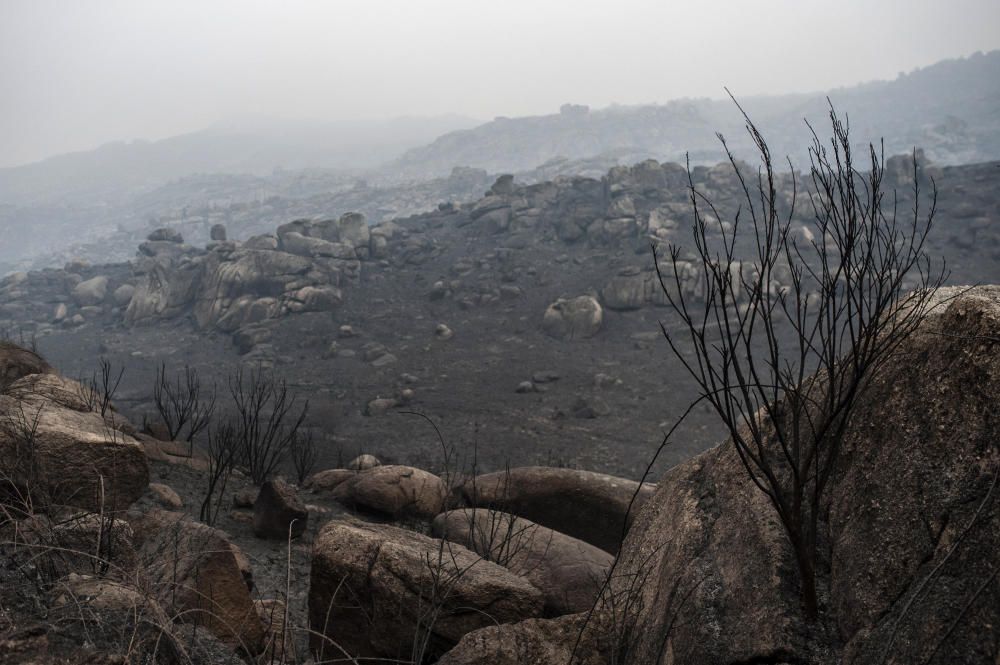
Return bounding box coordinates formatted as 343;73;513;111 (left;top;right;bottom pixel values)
0;114;480;207
389;51;1000;177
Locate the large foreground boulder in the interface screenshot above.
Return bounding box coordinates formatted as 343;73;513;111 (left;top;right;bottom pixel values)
309;519;544;661
131;509;266;654
192;249;311;329
457;467;655;553
609;286;1000;665
0;372;149;512
433;508;613;616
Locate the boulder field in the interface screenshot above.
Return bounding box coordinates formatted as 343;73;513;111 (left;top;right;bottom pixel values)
443;286;1000;664
0;286;998;662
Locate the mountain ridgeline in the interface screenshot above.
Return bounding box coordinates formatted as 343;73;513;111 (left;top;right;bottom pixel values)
391;50;1000;177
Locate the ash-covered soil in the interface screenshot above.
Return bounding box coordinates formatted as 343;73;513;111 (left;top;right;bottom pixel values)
35;231;723;482
12;158;1000;483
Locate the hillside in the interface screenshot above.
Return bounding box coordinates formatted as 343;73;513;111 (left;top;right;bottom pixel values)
0;155;997;664
391;51;1000;177
2;156;996;479
0;114;479;208
2;52;998;277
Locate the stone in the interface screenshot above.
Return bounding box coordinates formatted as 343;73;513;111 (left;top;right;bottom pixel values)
371;352;397;367
499;285;522;299
490;174;515;195
0;341;53;387
346;454;381;471
437;614;605;665
305;468;356;492
227;487;255;509
531;370;561;384
331;464;446;520
147;228;184;243
255;599;289;661
137;434;210;471
233;325;272;355
433;508;614;616
244;234;279;251
280;232;355;259
138;239;192;260
542;296;603;339
71;275;109;307
230;542;255;591
192;249;310;329
309;519;544;661
288;285;342;312
515;381;535;393
601;273;647;310
131;509;266;653
479;207;512;234
365;397;398;416
19;514;140;582
430;280;450;299
148;482;182;509
112;283;135;307
436;323;454;340
210;224;228;241
0;372;149;512
458;467;655;554
571;396;609;419
593;373;621;389
47;573;179;662
52;302;68;322
369;233;389;258
253;478;308;540
336;212;371;254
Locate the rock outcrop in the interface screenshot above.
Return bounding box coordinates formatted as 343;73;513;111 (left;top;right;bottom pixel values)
606;286;1000;665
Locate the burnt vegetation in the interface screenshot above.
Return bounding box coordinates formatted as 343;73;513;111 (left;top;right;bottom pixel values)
654;100;946;619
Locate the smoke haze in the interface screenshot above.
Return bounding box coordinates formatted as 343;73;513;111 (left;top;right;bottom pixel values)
3;0;999;167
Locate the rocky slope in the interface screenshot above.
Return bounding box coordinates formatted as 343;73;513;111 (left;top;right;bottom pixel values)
2;286;996;664
0;165;495;276
0;156;997;480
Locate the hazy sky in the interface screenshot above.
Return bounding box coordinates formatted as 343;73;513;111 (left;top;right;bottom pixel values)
2;0;999;168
